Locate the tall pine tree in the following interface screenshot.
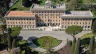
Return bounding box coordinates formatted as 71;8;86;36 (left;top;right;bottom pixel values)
8;28;11;50
71;38;76;54
12;39;16;48
74;38;81;54
92;20;96;34
89;36;95;54
25;46;31;54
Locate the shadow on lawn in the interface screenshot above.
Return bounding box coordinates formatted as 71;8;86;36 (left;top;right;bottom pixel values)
11;8;18;10
27;36;40;48
18;36;23;40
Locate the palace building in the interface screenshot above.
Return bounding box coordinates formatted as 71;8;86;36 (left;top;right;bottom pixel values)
5;0;93;30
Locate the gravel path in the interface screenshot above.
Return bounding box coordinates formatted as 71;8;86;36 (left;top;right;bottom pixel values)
52;40;67;51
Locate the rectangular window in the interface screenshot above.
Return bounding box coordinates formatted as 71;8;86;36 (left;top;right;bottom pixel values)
8;22;9;24
30;22;31;24
71;22;72;24
89;22;90;24
80;22;81;24
88;26;90;28
68;22;69;24
13;22;14;24
77;22;78;24
85;22;87;24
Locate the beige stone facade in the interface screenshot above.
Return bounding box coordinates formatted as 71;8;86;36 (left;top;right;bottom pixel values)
5;2;93;30
5;11;36;29
6;17;36;29
5;10;93;30
61;18;92;30
32;10;64;27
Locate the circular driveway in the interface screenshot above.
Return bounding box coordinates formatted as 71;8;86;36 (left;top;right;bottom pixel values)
19;30;91;52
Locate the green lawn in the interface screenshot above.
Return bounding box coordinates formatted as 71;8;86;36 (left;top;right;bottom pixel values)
82;0;96;3
80;33;96;39
32;36;62;49
10;0;30;10
18;40;27;45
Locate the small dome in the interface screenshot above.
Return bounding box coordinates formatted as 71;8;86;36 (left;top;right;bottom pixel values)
45;0;52;6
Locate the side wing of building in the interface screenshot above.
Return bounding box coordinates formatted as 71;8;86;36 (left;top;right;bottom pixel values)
61;11;93;30
5;11;36;29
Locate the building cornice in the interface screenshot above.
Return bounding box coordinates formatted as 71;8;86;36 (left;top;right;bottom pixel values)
61;16;93;19
5;16;36;19
31;9;65;11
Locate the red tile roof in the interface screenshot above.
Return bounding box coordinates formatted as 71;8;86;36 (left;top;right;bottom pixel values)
7;11;34;17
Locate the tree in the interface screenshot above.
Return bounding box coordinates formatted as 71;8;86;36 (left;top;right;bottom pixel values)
0;0;9;17
10;26;21;49
4;0;9;11
65;25;83;39
89;0;95;11
89;36;95;54
25;46;31;54
70;0;77;10
12;39;16;48
92;20;96;34
22;0;30;7
0;24;6;43
11;26;21;38
67;40;72;46
77;0;82;3
74;38;81;54
8;28;12;50
71;38;76;54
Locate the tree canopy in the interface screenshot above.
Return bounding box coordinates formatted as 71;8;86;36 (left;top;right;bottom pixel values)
22;0;30;7
11;26;22;37
0;0;9;17
70;0;78;10
65;25;83;36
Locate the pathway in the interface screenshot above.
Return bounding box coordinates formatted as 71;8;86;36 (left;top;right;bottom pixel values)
52;40;67;51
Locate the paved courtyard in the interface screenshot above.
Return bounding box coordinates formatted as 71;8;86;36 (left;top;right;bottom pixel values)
19;30;91;40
